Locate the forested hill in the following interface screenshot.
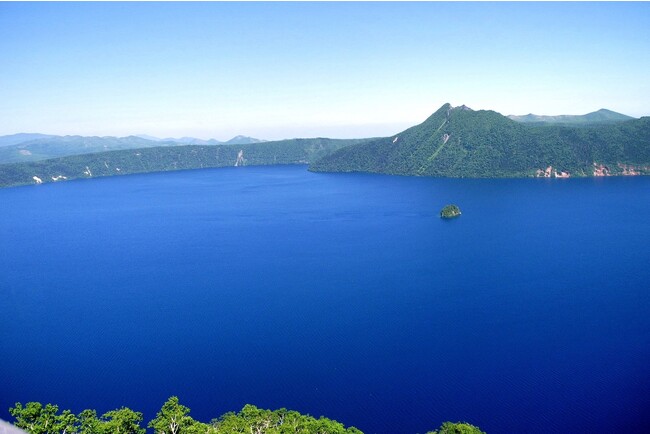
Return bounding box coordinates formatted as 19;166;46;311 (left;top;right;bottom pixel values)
0;138;369;188
309;103;650;178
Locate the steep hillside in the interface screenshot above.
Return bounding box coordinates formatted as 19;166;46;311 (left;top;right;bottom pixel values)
0;138;368;188
310;104;650;178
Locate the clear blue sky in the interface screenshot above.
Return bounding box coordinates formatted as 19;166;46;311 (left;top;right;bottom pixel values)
1;2;649;140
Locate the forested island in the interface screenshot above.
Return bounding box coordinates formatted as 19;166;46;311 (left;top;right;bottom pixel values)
440;205;462;219
1;104;649;188
7;398;485;434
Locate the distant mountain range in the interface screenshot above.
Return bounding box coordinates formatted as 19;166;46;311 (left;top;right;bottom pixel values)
0;133;58;147
136;134;265;146
0;134;265;164
1;105;648;188
508;108;635;125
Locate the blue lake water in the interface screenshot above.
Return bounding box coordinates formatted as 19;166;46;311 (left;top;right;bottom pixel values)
1;165;649;433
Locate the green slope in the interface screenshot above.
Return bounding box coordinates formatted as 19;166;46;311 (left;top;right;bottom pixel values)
310;104;650;178
0;138;368;188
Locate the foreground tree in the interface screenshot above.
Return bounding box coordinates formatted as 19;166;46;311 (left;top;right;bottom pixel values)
78;409;101;434
210;404;362;434
100;407;146;434
427;421;486;434
9;402;76;434
148;397;208;434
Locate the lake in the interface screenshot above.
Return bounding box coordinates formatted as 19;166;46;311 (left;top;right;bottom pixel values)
1;165;649;433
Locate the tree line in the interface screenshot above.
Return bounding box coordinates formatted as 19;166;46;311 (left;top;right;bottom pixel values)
8;397;485;434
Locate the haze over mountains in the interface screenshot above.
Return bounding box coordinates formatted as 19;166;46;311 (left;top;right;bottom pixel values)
136;134;266;146
0;133;58;147
1;105;648;188
0;134;265;164
508;108;635;125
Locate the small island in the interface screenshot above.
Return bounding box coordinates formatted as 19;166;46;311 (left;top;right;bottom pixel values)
440;204;461;218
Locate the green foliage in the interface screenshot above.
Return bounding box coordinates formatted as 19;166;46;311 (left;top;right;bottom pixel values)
0;138;370;188
100;407;146;434
9;402;73;434
78;410;101;434
148;397;207;434
426;421;486;434
310;104;650;178
9;398;484;434
9;403;145;434
210;404;362;433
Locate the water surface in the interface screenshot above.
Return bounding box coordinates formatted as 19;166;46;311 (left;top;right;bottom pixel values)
1;166;649;433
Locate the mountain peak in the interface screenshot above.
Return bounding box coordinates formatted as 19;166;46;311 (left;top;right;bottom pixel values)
225;136;265;145
135;134;161;141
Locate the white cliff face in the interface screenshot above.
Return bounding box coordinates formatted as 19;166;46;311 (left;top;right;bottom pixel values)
534;166;571;178
235;150;245;167
593;163;611;176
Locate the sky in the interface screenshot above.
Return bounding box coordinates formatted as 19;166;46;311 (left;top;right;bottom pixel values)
1;2;649;141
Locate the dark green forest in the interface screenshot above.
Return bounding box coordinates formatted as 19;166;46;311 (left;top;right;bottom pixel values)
310;104;650;178
8;398;485;434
